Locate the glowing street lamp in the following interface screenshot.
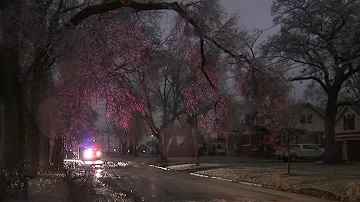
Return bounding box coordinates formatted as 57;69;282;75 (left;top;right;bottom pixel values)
151;134;154;156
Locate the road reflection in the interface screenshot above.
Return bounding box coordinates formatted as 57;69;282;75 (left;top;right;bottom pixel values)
95;169;103;178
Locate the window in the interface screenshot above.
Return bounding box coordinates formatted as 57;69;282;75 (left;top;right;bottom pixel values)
242;135;250;146
300;113;313;124
344;113;355;130
300;114;306;124
256;115;265;125
302;145;315;149
307;114;313;124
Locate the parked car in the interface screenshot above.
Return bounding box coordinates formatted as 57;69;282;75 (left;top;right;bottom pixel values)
275;144;325;162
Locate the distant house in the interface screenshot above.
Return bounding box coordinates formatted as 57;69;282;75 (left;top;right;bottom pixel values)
294;103;326;145
164;124;195;157
254;102;326;146
227;124;270;157
207;137;227;156
254;111;274;127
334;105;360;161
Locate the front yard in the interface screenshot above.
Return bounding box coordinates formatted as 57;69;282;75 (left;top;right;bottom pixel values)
165;162;360;201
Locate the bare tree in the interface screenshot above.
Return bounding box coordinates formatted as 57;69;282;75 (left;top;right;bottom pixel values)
1;0;253;170
340;72;360;103
267;95;302;174
262;0;360;163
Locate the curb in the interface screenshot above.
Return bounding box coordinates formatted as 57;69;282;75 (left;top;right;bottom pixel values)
148;164;263;188
149;164;170;170
188;172;263;187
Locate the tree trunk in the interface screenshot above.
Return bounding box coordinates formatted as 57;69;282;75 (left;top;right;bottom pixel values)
287;150;291;174
133;131;137;157
157;133;167;160
286;132;290;174
323;95;338;164
51;137;64;170
193;126;199;166
190;115;199;166
2;33;25;170
39;135;50;168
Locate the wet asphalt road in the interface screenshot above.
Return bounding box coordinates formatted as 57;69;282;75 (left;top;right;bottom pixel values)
94;160;331;202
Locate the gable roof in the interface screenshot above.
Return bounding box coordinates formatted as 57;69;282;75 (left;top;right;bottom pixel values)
299;102;325;117
231;124;270;135
335;105;360;121
252;102;325;119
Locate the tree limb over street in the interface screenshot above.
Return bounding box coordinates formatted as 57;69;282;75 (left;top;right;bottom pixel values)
65;0;250;86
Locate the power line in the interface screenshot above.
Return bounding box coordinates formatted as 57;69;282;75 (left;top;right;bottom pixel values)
220;55;360;93
248;22;280;39
257;27;360;68
222;33;360;81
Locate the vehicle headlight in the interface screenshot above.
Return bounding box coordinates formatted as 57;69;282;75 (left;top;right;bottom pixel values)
96;151;101;157
84;149;93;159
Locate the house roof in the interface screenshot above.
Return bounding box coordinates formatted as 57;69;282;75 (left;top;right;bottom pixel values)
299;102;325;117
252;102;325;120
335;105;360;121
231;124;270;135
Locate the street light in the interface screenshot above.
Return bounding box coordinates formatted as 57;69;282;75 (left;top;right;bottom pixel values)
151;134;154;156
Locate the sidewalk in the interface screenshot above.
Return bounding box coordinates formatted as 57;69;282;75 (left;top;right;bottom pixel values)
27;172;69;202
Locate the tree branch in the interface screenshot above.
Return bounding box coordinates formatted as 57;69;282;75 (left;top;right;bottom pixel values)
344;67;360;81
67;1;190;28
289;76;328;93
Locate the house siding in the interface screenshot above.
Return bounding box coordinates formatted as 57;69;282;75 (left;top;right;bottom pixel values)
334;107;360;161
335;107;360;135
294;106;325;132
164;124;195;157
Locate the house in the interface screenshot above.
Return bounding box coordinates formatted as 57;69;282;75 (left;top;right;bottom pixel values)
227;124;270;157
254;111;274;127
163;124;196;157
254;102;326;146
207;137;227;156
334;105;360;161
293;103;326;145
